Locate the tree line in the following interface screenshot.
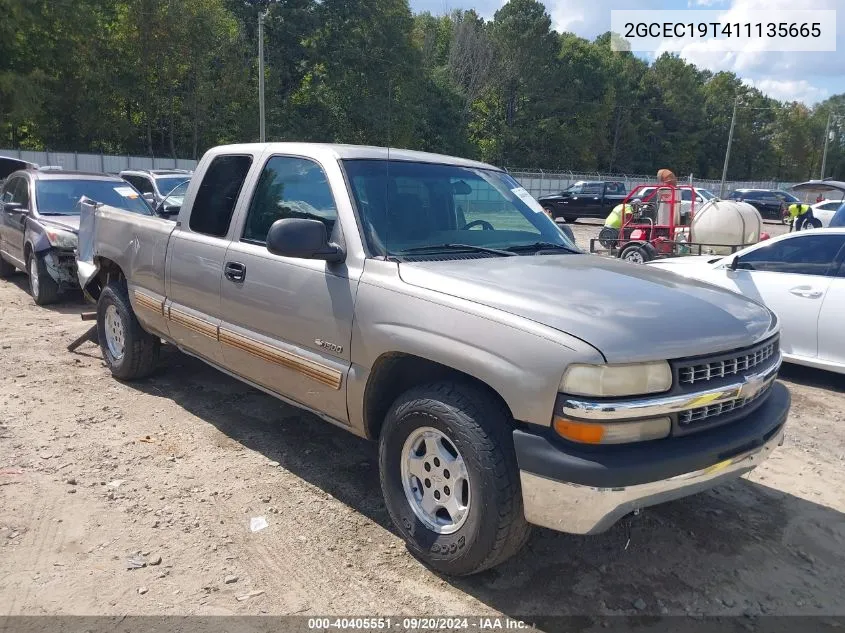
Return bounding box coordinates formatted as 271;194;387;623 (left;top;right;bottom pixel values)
2;0;843;181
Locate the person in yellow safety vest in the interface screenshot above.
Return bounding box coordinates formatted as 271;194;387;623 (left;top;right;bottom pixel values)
604;203;632;229
788;202;815;232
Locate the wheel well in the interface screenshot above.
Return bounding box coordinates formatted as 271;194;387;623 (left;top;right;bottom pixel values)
84;257;126;301
362;353;513;440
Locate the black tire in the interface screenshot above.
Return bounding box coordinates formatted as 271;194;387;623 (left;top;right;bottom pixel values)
27;251;60;305
0;255;16;278
619;243;653;264
545;207;561;221
379;382;530;576
598;226;619;248
97;282;160;380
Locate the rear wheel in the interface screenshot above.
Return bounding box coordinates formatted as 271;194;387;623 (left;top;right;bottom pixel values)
27;251;60;305
97;282;160;380
620;243;653;264
379;382;530;576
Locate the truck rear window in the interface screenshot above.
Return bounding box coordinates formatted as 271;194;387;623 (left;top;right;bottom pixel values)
189;155;253;237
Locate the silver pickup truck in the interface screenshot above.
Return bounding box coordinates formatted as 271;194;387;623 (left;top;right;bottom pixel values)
77;143;790;576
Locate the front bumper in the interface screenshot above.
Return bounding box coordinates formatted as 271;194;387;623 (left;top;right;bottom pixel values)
42;247;79;288
515;381;790;535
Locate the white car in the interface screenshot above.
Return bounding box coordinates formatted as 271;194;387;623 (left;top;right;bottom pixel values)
812;199;845;227
648;229;845;374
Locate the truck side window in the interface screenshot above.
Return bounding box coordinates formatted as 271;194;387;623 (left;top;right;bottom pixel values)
242;156;337;245
189;155;253;238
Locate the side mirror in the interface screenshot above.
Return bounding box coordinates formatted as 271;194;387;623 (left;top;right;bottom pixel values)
266;218;345;263
142;192;156;205
728;256;739;271
157;203;181;217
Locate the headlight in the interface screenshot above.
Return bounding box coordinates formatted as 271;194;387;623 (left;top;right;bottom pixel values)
44;228;78;249
560;361;672;397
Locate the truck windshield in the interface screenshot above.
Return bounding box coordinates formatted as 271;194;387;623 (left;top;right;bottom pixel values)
342;160;576;257
36;179;151;215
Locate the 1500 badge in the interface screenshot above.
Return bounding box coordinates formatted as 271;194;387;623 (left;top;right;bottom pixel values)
315;338;343;354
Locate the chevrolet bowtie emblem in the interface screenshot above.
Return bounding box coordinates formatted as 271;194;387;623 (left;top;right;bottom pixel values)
741;375;767;400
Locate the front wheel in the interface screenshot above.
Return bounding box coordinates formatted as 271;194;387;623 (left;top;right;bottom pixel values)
97;282;160;380
379;382;530;576
27;251;60;305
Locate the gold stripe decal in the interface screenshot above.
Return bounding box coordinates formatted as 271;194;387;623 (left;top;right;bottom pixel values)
169;307;219;340
133;292;340;390
133;290;165;317
219;327;342;390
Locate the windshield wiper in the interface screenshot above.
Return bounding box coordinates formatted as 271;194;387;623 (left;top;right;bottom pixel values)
395;243;517;257
506;241;580;254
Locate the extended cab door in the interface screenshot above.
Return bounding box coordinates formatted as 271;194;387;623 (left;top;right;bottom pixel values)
165;154;254;365
218;154;359;422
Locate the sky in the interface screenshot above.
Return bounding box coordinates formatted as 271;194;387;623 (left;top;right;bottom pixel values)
409;0;845;105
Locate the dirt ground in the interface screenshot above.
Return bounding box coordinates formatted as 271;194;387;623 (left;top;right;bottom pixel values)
3;218;845;620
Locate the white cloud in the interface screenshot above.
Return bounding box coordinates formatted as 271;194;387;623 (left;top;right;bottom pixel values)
744;78;829;104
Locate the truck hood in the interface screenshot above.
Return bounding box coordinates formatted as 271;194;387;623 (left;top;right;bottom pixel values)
40;215;80;234
398;254;774;362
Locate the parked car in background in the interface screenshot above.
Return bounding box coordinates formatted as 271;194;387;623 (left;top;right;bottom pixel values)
538;180;627;222
77;142;789;575
812;199;845;227
0;169;151;304
648;229;845;374
789;180;845;230
120;169;192;207
727;189;800;223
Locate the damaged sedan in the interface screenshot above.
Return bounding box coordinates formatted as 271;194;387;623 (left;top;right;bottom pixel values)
0;169;151;304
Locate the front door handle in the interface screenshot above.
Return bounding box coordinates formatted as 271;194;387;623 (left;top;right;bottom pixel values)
789;286;823;299
224;261;246;283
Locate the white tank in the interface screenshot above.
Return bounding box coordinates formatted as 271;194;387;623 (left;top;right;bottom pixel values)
689;199;763;255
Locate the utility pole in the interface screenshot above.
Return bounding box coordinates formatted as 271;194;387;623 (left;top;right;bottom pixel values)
258;10;267;143
820;112;833;180
719;96;739;197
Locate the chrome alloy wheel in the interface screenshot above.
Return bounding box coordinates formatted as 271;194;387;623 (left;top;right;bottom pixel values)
104;304;126;360
400;427;471;534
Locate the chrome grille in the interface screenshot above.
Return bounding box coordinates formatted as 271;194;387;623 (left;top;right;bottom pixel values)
678;339;777;386
678;382;771;426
